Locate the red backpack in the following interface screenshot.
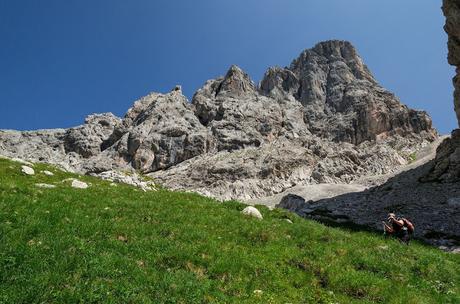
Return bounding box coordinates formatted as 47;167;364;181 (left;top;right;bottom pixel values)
402;218;415;234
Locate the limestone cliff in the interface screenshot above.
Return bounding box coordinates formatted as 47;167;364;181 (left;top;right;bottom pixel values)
422;0;460;182
0;41;437;199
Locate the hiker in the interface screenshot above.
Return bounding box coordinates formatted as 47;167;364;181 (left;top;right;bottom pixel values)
382;213;414;244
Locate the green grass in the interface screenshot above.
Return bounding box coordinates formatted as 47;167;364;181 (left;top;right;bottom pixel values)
0;158;459;303
408;152;417;164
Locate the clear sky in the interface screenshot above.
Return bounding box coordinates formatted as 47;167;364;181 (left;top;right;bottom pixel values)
0;0;456;134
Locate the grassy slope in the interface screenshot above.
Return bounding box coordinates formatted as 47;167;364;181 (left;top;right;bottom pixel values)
0;158;459;304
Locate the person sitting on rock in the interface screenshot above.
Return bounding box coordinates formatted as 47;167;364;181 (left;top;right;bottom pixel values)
382;213;414;244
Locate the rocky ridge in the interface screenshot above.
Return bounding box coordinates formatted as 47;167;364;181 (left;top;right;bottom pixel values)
0;40;437;199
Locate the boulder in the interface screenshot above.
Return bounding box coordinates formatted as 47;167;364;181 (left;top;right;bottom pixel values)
277;194;306;212
21;165;35;175
71;180;88;189
241;206;263;219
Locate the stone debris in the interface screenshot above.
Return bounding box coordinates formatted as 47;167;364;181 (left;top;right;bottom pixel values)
42;170;54;176
21;165;35;175
93;170;156;191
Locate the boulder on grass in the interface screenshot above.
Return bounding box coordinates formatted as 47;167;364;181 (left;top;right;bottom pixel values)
21;165;35;175
241;206;263;219
71;180;88;189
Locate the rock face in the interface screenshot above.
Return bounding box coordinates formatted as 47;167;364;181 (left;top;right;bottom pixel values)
0;40;437;200
261;41;434;144
422;0;460;182
444;0;460;127
277;194;307;213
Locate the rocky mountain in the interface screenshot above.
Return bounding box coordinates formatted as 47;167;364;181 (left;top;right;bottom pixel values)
277;2;460;250
0;40;437;201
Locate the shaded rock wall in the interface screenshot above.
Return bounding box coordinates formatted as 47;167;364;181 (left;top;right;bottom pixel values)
443;0;460;126
423;0;460;182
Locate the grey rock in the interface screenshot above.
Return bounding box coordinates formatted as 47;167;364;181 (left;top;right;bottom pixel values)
286;40;436;144
241;206;263;219
216;65;256;98
42;170;54;176
11;158;34;166
0;40;438;201
277;194;306;212
21;165;34;175
117;90;214;172
93;170;156;191
151;134;433;201
443;0;460;126
259;67;300;100
424;1;460;183
447;197;460;207
64;113;122;158
71;180;88;189
422;130;460;182
35;183;56;189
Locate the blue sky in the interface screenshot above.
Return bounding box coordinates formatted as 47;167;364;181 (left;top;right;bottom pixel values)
0;0;455;134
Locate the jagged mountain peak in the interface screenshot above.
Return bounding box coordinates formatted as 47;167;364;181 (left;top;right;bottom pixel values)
311;40;358;59
0;40;438;200
215;64;256;97
291;40;376;85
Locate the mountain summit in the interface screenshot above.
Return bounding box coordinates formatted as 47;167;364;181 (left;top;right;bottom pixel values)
0;40;437;199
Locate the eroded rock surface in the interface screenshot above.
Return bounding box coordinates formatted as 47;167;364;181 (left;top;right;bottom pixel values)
277;159;460;248
444;0;460;126
0;40;437;201
423;0;460;183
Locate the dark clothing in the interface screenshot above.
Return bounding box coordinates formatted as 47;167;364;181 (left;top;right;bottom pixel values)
395;226;410;244
392;219;404;232
385;218;412;244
